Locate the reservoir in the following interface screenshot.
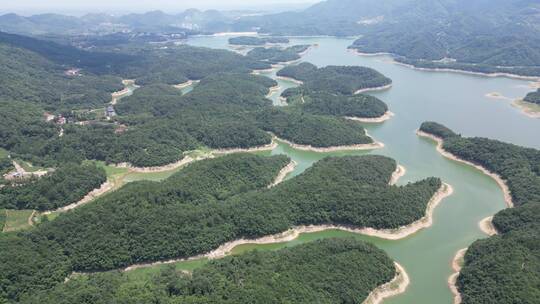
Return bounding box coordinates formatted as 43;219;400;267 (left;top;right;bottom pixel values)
176;35;540;304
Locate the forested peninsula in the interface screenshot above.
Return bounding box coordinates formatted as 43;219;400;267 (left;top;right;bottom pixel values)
524;89;540;105
0;154;441;302
418;122;540;304
277;62;392;95
19;238;398;304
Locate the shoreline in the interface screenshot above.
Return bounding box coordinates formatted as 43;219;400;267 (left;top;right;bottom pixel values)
276;76;304;85
478;216;497;236
349;48;540;81
362;262;410;304
212;140;278;154
268;160;297;188
485;92;511;100
114;139;278;173
122;182;452;272
173;80;198;90
448;248;468;304
111;79;138;105
266;85;281;98
394;61;540;81
41;181;114;215
346;111;395;123
416;130;514;208
511;99;540;118
114;155;201;173
274;136;384;152
76;183;452;274
354;84;393;94
389;165;406;185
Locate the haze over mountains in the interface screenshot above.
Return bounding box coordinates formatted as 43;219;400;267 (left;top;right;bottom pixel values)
1;0;539;69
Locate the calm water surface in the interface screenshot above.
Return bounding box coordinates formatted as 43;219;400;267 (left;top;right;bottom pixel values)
182;36;540;304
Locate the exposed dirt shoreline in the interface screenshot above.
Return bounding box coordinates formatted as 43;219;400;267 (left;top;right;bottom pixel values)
362;262;410;304
268;160;297;188
41;182;114;215
275;76;304;85
511;99;540;118
479;216;498;236
448;248;468;304
354;84;393;94
119;181;452;273
173;80;198;90
417;130;517;304
346;111;395;123
350;48;540;81
416;130;514;208
389;165;406;185
275;136;384;152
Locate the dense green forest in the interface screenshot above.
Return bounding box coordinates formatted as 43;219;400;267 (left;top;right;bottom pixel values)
419;122;540;304
228;36;289;46
394;57;540;78
19;238;395;304
0;210;5;231
0;154;440;302
277;62;392;94
282;88;388;118
0;163;106;211
231;0;540;75
246;45;310;64
0;43;123;112
257;109;373;147
0;157;13;178
524;89;540;105
0;31;388;167
420;122;540;207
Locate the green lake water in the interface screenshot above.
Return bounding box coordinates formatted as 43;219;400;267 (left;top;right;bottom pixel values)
167;35;540;304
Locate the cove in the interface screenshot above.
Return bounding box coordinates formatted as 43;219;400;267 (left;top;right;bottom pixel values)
163;35;540;304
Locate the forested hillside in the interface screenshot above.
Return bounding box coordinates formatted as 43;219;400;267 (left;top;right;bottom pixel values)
277;62;392;94
282;88;388;118
0;154;440;302
419;122;540;304
0;164;106;211
524;89;540;105
246;45;310;64
234;0;540;75
0;31;389;168
0;43;123;111
20;238;396;304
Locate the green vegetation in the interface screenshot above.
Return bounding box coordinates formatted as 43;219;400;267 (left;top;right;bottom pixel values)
419;122;540;304
19;239;395;304
228;36;289;46
419;121;458;139
419;122;540;207
0;43;123;112
234;0;540;76
0;154;440;302
0;210;5;231
246;45;310;64
393;58;540;78
524;89;540;105
257;109;374;147
282;88;388;118
277;62;392;94
0;163;106;211
2;209;34;232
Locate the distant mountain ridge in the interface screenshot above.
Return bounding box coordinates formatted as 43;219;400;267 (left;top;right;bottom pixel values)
0;9;241;35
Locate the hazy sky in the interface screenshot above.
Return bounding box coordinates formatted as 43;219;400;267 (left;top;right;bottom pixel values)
1;0;318;15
